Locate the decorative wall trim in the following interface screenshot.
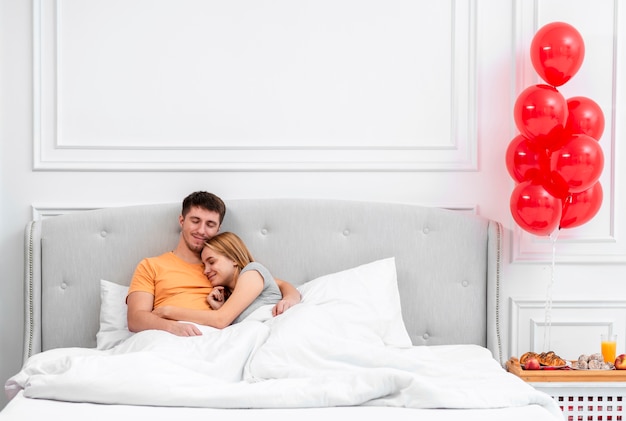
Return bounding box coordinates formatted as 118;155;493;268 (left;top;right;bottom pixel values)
510;0;626;263
33;0;478;171
31;203;478;220
509;298;626;359
511;229;626;264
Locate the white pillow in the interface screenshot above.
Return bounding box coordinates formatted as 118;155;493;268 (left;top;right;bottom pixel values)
96;279;134;350
297;257;411;347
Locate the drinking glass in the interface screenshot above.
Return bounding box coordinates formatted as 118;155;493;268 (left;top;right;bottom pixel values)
601;333;617;363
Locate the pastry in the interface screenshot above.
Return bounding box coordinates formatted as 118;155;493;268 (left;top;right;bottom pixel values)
520;351;566;366
520;352;539;365
538;351;567;366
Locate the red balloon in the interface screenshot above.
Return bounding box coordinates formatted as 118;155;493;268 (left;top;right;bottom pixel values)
513;85;568;149
565;96;605;140
530;22;585;87
560;182;603;229
510;180;562;236
505;135;550;182
543;170;571;200
551;134;604;193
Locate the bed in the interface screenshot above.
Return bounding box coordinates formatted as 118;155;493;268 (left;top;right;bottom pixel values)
1;199;563;420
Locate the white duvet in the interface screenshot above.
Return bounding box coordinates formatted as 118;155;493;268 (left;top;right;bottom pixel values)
6;303;561;418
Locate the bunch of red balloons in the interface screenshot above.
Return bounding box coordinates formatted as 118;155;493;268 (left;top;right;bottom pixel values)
506;22;605;236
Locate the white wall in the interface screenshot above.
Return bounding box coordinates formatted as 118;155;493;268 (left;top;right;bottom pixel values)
1;0;624;409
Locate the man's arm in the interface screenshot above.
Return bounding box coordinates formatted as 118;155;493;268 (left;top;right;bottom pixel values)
273;278;302;316
127;291;202;336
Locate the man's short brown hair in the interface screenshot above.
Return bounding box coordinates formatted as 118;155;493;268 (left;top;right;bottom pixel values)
181;191;226;224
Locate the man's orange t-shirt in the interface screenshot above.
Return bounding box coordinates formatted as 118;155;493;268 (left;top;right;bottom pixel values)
127;251;212;310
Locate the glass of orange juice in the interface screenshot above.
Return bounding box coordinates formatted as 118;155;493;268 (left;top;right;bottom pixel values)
601;333;617;363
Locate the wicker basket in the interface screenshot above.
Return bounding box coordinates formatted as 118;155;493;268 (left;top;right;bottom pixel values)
507;357;625;421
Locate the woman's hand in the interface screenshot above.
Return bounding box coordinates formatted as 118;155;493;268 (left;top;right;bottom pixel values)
207;286;226;310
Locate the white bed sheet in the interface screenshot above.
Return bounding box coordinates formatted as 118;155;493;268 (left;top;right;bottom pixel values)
1;391;562;421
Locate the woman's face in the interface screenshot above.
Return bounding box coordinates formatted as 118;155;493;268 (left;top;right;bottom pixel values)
201;247;237;287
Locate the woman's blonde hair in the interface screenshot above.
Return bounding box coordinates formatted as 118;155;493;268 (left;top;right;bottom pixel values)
204;232;254;271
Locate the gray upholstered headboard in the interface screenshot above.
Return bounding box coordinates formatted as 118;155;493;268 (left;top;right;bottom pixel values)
23;199;503;364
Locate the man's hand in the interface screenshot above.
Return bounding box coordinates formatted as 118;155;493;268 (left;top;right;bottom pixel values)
167;322;203;337
272;298;297;316
152;306;171;319
152;306;202;336
128;291;202;336
273;278;302;316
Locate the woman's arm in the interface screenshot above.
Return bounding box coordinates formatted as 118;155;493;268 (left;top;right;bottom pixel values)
273;278;302;316
153;271;264;329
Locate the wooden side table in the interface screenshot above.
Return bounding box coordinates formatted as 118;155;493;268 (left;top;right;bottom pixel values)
507;357;625;421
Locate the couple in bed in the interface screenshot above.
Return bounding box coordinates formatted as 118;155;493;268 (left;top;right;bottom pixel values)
126;191;301;336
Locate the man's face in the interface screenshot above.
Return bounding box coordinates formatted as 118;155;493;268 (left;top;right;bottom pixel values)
179;206;221;255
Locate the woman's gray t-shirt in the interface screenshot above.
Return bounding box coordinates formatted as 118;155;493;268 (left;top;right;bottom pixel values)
233;262;282;323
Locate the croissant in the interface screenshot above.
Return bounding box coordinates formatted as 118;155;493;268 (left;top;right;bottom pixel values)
539;351;567;366
520;352;539;365
520;351;566;367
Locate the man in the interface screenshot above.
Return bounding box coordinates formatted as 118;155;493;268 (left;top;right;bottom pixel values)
127;191;301;336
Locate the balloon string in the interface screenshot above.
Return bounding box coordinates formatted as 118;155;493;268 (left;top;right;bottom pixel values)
544;229;559;351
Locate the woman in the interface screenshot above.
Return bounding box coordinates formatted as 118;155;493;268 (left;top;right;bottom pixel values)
152;232;282;328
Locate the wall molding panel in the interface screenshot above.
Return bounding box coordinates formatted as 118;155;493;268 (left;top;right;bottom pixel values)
33;0;478;171
510;0;626;263
31;202;478;221
509;298;626;360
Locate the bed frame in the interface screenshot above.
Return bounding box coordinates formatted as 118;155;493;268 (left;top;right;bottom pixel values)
23;199;504;365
